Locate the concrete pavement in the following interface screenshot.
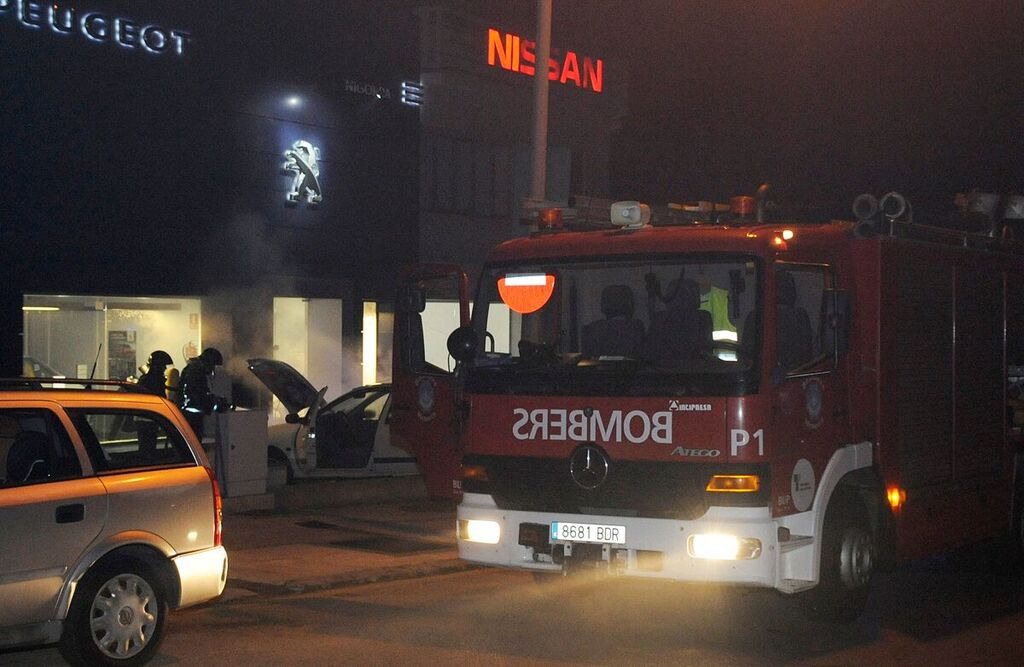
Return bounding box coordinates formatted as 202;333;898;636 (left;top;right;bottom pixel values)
218;476;477;603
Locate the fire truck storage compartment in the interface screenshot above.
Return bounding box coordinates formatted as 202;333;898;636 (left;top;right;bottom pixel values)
869;237;1015;557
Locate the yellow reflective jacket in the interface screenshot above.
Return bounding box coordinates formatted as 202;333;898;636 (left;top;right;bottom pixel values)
699;285;737;342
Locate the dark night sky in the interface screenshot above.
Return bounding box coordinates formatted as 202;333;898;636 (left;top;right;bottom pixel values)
2;0;1021;230
479;0;1024;220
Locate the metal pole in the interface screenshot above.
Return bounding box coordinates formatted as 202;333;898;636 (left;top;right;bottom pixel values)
528;0;552;206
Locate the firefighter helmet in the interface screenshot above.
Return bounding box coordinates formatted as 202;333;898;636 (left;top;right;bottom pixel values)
148;350;173;367
200;347;223;367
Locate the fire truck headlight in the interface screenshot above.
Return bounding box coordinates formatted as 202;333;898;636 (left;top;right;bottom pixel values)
688;533;761;560
459;519;501;544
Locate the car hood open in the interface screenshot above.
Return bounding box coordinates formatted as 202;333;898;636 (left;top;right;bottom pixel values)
247;358;323;415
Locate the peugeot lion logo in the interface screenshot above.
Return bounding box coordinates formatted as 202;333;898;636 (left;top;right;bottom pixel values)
283;140;323;204
569;445;609;490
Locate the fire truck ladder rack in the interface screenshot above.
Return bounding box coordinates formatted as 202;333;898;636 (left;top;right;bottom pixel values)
854;190;1024;255
882;218;1024;256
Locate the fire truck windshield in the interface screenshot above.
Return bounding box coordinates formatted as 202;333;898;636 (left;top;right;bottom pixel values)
466;255;760;396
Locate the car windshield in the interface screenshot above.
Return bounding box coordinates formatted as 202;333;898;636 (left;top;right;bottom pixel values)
325;388;388;417
465;254;760;396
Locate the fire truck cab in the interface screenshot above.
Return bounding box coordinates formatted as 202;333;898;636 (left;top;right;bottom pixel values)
395;195;1024;621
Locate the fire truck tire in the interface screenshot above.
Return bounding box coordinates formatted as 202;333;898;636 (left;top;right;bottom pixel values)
1014;457;1024;562
803;490;874;623
1016;508;1024;564
1009;478;1024;567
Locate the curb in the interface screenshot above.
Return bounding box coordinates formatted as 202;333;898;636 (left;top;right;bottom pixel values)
277;476;430;510
223;475;431;514
220;558;479;602
222;475;431;514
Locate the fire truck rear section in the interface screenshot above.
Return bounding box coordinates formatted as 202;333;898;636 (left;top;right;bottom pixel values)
452;193;1024;621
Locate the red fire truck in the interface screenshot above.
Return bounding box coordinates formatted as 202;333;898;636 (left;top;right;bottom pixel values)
391;193;1024;621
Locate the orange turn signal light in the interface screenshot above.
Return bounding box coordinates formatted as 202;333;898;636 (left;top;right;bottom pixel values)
462;464;490;482
538;207;563;229
706;474;760;493
886;485;907;512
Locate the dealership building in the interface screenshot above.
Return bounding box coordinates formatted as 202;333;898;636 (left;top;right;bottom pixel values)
0;1;625;412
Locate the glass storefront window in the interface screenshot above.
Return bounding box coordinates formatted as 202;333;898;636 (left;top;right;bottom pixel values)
272;297;344;423
22;295;203;381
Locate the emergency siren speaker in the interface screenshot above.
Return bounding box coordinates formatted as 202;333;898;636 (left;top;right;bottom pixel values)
610;201;652;229
880;191;912;224
852;193;879;238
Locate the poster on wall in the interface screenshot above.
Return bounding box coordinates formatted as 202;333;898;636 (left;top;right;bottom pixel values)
108;330;137;380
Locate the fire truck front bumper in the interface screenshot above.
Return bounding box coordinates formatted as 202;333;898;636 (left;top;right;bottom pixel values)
457;493;786;589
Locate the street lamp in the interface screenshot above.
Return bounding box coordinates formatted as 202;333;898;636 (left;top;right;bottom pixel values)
522;0;554;226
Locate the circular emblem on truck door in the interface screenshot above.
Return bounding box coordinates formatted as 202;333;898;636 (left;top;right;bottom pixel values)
416;377;436;421
791;458;816;512
569;445;609;490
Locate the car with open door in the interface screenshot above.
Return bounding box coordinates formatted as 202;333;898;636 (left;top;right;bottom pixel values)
247;358;417;482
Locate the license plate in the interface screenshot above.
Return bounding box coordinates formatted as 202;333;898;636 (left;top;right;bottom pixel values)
550;521;626;545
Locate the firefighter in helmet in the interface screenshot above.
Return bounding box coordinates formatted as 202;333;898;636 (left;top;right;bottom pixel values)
137;350;175;397
178;347;228;441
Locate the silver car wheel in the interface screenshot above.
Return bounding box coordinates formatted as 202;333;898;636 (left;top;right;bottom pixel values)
89;572;159;660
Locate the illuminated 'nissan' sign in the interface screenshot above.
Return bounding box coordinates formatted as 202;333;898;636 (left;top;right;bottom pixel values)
487;28;603;94
0;1;191;57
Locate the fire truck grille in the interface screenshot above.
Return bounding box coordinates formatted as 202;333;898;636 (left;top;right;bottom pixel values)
464;456;766;519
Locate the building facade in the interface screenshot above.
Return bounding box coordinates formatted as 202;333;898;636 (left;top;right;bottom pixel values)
416;2;627;278
1;1;420;412
0;0;625;412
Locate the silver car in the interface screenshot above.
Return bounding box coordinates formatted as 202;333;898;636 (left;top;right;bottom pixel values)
0;379;228;665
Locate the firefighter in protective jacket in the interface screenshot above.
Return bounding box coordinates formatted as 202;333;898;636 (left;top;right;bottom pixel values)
137;350;175;397
178;347;227;440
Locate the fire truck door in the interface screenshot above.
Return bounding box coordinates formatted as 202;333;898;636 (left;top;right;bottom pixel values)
390;265;470;499
770;263;843;514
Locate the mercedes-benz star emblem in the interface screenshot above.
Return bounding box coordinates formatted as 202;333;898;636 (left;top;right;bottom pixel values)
569;445;609;490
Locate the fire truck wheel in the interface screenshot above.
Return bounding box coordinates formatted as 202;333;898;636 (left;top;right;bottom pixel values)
1015;467;1024;562
803;491;874;623
1009;487;1024;568
1017;502;1024;558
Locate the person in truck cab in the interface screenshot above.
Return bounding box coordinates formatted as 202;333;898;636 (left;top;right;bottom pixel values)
774;270;813;373
581;284;645;358
641;278;713;364
698;278;738;359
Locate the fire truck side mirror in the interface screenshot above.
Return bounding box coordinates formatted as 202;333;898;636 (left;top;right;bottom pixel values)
824;288;850;357
447;326;478;363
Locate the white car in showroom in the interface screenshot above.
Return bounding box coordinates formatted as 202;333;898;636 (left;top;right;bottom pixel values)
247;359;418;482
